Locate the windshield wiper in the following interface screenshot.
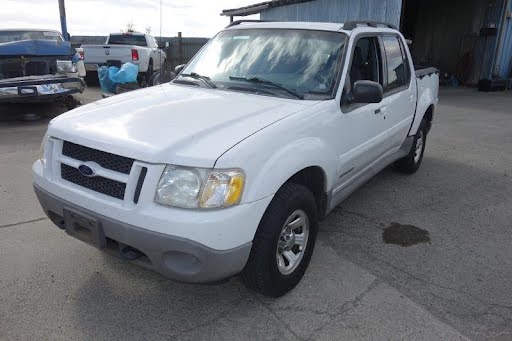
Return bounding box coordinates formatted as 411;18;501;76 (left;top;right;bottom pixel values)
228;76;304;99
179;72;217;88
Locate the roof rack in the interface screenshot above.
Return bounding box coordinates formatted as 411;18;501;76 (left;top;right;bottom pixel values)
343;21;397;30
225;20;270;28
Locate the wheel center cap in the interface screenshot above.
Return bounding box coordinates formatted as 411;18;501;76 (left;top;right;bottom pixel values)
283;233;295;250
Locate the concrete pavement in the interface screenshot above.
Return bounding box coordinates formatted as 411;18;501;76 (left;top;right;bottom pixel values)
1;86;510;340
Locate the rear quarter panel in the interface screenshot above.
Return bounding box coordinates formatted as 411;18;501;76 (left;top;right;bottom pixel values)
410;71;439;136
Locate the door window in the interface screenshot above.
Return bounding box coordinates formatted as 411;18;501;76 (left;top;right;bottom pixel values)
382;35;410;93
349;37;381;87
342;36;382;111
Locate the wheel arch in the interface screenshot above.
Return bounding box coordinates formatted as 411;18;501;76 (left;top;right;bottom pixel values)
279;166;328;218
423;104;434;133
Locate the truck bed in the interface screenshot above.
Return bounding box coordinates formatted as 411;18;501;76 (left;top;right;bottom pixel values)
415;67;439;79
81;45;136;65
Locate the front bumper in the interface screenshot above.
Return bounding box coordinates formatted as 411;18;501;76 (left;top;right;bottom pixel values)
34;184;252;283
0;75;85;103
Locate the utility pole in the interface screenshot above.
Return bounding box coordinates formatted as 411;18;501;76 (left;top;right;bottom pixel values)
58;0;69;41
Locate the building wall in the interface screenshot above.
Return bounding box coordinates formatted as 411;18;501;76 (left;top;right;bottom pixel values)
496;0;512;78
260;0;403;28
258;0;511;83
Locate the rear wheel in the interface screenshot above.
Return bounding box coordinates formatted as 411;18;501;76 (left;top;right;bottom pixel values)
148;71;161;86
241;183;318;297
142;59;154;85
395;119;427;174
84;71;99;86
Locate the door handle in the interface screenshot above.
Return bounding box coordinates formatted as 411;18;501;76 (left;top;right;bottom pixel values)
375;107;387;115
409;95;415;102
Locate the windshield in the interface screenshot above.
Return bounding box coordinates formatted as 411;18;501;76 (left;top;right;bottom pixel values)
108;34;147;46
179;29;347;100
0;30;63;43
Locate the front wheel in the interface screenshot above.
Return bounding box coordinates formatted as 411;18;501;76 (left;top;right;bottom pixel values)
241;183;318;297
395;119;427;174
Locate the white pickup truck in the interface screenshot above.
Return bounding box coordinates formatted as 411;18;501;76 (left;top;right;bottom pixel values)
81;32;166;82
33;21;439;297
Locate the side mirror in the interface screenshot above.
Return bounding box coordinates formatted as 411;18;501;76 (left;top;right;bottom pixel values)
352;80;383;104
174;64;185;75
165;41;170;48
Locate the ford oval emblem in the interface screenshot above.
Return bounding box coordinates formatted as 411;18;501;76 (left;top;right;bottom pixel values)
78;164;95;177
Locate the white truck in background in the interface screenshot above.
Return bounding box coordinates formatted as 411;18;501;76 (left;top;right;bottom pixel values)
81;32;166;83
34;21;439;297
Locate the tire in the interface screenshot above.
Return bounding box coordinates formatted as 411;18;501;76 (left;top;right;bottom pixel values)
241;183;318;297
148;71;161;86
145;59;154;84
84;71;99;86
395;119;427;174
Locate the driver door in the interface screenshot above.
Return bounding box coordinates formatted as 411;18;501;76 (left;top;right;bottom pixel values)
334;35;392;189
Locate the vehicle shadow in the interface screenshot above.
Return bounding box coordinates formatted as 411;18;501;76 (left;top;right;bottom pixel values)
70;254;301;339
0;102;68;123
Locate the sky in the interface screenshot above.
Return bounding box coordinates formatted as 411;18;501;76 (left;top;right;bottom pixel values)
1;0;259;38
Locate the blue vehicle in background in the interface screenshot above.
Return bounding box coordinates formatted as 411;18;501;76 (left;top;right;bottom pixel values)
0;29;85;108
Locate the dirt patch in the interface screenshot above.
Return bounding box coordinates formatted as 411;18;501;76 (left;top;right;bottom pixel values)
383;222;431;247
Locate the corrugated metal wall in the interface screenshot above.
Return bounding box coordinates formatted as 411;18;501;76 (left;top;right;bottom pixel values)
261;0;403;28
497;0;512;78
472;0;501;81
479;0;506;80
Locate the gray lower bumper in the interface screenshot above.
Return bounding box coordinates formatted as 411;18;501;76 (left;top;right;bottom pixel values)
34;184;251;283
0;76;85;103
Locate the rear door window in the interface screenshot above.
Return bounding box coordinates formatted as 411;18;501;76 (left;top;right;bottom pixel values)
382;35;410;93
108;34;147;46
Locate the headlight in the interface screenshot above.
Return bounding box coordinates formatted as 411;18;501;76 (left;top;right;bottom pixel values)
57;60;77;74
155;165;245;209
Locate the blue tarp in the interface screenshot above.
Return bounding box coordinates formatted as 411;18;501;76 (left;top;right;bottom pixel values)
98;63;139;93
98;66;119;93
110;63;138;84
0;39;74;56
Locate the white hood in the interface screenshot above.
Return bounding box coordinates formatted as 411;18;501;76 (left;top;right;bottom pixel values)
48;84;316;167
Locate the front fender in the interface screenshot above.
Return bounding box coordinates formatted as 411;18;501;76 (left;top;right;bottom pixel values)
216;135;337;204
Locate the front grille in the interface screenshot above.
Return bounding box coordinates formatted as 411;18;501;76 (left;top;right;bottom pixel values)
133;167;147;204
61;164;126;200
62;141;134;175
25;61;49;76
